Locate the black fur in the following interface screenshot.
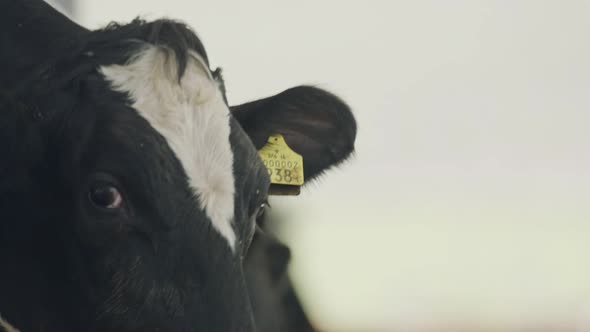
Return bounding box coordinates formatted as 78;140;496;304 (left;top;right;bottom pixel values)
0;0;88;90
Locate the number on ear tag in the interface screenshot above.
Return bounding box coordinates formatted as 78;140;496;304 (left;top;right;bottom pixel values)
258;134;304;187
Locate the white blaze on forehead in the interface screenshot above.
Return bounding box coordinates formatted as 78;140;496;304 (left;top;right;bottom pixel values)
100;46;236;250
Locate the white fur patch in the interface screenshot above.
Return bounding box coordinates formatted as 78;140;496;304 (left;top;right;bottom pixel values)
0;315;19;332
101;46;236;250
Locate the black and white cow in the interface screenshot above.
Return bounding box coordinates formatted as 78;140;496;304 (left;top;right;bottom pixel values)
0;1;356;331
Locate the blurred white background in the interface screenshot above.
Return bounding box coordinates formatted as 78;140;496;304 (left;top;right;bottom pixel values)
49;1;590;331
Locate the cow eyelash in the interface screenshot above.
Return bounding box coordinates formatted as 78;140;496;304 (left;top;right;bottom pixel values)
256;199;269;218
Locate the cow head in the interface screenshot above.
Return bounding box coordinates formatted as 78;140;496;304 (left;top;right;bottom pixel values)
0;18;356;332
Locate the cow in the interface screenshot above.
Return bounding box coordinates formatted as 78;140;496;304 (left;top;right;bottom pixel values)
0;0;356;331
245;218;316;332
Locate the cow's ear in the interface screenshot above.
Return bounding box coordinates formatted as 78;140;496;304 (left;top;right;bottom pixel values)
231;86;357;182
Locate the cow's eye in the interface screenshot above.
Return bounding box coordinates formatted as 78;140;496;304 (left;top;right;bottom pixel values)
89;184;123;210
251;200;267;220
256;203;266;218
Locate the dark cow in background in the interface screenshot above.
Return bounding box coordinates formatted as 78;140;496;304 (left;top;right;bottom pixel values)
0;0;356;331
245;219;315;332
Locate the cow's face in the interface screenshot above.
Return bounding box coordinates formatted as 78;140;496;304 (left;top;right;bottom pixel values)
53;45;268;332
0;19;356;332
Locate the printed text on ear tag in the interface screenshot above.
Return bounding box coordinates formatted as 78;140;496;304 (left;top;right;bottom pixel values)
258;134;304;186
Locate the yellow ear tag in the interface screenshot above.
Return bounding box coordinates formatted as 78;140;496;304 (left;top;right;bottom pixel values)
258;134;304;188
